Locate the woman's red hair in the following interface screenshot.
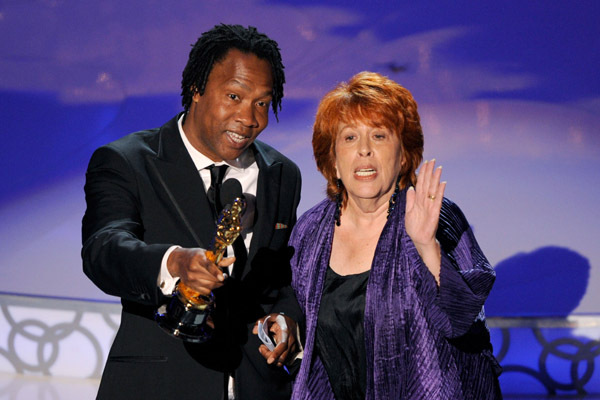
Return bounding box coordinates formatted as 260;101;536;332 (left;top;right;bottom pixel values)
312;71;424;204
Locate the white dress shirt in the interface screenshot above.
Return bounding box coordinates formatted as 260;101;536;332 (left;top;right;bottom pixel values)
158;114;259;294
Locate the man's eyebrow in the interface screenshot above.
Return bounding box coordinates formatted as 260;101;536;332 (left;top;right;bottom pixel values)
228;79;250;91
228;79;272;97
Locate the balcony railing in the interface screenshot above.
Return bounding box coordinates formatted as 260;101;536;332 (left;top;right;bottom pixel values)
1;292;598;396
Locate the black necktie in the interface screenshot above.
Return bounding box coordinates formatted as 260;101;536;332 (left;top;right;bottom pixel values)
206;164;228;220
207;164;247;278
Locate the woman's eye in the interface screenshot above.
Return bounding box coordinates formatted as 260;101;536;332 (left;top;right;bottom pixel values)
228;94;239;100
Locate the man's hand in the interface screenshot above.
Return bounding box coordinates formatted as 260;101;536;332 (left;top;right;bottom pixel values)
253;314;298;368
167;247;235;295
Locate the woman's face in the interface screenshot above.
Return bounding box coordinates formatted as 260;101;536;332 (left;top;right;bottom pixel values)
335;121;403;205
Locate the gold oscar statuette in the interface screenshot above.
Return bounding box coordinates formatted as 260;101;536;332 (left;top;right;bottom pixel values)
156;195;246;343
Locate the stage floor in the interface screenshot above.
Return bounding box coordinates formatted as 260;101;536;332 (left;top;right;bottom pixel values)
0;373;99;399
1;373;599;400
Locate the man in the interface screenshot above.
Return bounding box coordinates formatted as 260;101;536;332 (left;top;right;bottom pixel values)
82;24;302;400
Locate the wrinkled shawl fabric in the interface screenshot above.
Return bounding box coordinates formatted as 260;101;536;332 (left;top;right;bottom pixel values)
290;190;501;399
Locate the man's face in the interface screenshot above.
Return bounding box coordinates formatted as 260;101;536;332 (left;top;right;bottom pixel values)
183;48;274;162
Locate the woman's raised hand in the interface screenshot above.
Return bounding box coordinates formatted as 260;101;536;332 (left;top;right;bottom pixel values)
405;160;446;283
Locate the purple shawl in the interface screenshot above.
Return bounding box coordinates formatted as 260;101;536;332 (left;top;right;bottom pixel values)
289;190;501;399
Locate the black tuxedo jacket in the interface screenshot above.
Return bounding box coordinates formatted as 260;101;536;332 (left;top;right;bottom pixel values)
82;114;302;400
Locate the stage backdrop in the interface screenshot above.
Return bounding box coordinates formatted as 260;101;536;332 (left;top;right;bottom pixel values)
0;0;599;318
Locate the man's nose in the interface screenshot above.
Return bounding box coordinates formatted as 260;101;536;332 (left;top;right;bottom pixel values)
236;103;258;128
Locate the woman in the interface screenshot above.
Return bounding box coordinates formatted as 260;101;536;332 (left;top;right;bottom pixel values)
289;72;502;399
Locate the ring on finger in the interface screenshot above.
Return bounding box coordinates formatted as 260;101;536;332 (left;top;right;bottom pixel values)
428;194;436;200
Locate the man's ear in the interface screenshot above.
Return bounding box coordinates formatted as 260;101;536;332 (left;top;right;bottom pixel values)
191;86;200;102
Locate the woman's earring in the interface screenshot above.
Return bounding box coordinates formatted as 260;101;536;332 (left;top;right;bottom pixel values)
334;179;342;226
387;177;401;219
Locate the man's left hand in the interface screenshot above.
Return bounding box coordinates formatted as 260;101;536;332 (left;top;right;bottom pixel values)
253;313;298;368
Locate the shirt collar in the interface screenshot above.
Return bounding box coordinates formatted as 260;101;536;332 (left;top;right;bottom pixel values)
178;114;254;172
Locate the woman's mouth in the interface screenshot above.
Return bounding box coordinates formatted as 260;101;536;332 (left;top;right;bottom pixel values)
355;168;376;177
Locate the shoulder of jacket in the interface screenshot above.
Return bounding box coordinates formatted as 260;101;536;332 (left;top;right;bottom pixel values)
296;199;333;228
254;140;300;171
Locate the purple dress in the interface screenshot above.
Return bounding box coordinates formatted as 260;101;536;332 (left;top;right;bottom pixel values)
289;190;502;399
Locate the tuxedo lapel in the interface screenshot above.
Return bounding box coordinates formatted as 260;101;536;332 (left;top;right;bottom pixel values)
245;143;282;279
145;114;215;249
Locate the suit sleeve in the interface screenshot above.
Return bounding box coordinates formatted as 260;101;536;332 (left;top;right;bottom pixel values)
417;199;496;338
268;163;304;324
81;144;171;305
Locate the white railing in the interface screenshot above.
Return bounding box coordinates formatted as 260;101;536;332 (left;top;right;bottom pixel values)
1;293;598;396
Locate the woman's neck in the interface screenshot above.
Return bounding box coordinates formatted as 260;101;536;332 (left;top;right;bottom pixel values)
341;196;389;228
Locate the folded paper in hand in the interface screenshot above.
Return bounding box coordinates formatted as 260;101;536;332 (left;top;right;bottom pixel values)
258;318;276;351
